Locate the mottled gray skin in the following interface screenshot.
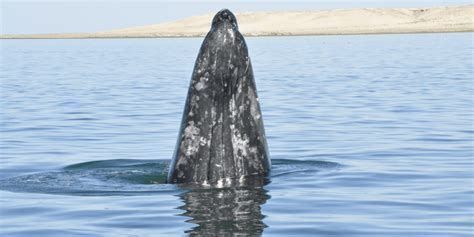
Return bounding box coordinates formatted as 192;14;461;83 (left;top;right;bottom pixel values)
168;9;270;185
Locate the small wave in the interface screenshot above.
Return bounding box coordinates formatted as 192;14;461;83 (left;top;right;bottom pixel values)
0;159;341;196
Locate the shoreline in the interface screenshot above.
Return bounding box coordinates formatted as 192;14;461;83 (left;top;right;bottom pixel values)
1;30;472;40
2;5;473;39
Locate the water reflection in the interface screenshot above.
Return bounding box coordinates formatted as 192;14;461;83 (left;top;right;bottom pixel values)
179;186;270;236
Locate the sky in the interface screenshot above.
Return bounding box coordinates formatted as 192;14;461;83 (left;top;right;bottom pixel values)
1;0;472;34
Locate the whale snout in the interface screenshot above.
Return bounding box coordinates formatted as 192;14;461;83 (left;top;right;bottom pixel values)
217;9;233;20
212;9;239;30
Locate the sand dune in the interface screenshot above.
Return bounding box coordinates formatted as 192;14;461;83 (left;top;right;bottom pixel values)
2;5;473;39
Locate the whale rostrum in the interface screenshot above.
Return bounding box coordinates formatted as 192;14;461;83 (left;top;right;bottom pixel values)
168;9;271;185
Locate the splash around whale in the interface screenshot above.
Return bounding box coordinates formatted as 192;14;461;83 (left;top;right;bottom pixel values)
167;9;271;186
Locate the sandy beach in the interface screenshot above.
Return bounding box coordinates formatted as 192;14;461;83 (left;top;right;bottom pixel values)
2;5;473;39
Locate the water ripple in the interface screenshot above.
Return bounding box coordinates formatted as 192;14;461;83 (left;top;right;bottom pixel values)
1;33;472;236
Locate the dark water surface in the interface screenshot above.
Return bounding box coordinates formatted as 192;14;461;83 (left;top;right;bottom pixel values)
1;33;473;236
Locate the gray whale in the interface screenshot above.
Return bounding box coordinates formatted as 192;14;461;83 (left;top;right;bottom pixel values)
168;9;271;185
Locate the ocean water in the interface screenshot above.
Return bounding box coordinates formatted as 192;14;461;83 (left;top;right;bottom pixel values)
0;33;473;236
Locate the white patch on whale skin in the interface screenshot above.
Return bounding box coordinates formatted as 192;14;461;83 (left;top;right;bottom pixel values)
228;54;234;70
229;97;248;176
212;59;217;71
201;180;210;187
227;28;235;40
238;175;246;185
216;177;233;188
211;107;217;126
229;96;238;120
199;137;207;146
195;76;207;91
249;147;258;155
190;95;200;109
217;179;224;188
183;121;200;157
247;88;261;121
232;130;250;158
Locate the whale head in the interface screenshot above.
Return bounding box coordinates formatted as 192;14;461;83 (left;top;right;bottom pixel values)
211;9;239;31
168;9;270;186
